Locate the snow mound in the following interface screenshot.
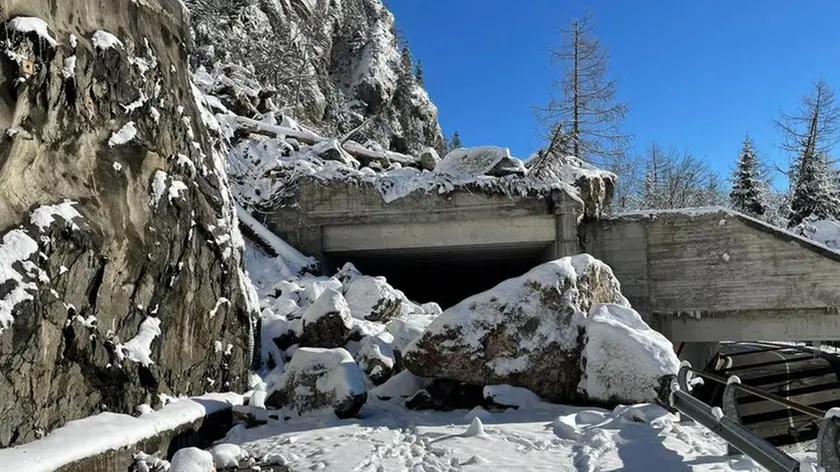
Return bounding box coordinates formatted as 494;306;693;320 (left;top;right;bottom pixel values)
483;384;543;410
344;275;401;322
580;304;680;404
463;417;488;438
370;370;428;400
794;218;840;249
91;30;123;50
29;200;82;232
169;447;214;472
209;443;247;469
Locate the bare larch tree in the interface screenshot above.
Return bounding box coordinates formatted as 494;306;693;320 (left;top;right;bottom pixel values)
537;13;630;167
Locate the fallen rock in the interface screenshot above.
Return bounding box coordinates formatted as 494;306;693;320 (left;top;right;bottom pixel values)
169;447;215;472
310;139;356;167
487;155;526;177
419;147;441;171
403;255;627;404
265;347;367;418
343;275;401;322
386;314;436;354
581;304;680;404
355;332;396;385
298;289;353;348
435;146;512;176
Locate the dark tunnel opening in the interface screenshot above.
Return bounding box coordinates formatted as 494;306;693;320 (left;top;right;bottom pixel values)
327;244;552;310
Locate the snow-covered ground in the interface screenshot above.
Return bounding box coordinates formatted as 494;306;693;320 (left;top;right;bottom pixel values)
220;398;817;471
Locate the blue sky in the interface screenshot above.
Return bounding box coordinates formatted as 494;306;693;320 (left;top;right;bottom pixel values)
388;1;840;187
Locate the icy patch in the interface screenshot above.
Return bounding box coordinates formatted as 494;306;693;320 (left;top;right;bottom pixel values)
9;17;57;47
91;30;123;50
120;317;162;366
30;200;81;232
0;230;39;333
108;121;137;147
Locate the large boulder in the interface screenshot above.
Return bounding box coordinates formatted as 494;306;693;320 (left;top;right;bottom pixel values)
403;255;627;403
265;347;367;418
298;289;353;348
0;2;255;446
435;146;512;176
343;275;401;322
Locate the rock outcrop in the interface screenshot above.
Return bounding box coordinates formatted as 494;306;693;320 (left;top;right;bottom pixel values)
0;0;255;446
403;255;629;404
186;0;444;155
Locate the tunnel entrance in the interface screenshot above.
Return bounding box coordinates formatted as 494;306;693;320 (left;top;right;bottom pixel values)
327;243;552;310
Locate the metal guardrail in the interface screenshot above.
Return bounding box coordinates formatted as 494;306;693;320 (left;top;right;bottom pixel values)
669;362;840;472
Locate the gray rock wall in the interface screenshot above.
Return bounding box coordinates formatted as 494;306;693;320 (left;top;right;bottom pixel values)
0;0;255;446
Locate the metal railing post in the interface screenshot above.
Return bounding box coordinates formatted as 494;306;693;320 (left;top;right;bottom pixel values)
723;375;742;456
671;365;801;472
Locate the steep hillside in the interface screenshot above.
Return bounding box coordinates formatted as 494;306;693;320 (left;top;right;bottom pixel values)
0;0;256;446
186;0;444;155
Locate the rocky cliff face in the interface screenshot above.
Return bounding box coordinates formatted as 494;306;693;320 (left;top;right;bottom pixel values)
0;0;256;447
187;0;444;155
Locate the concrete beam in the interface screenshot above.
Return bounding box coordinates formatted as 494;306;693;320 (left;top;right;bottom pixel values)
322;215;557;253
659;309;840;342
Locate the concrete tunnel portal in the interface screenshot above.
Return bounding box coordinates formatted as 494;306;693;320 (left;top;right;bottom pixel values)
325;242;553;310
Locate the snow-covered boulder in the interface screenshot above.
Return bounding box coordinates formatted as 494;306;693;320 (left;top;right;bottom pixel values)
310;139;357;167
343;275;401;322
487;155;527;177
435;146;512;176
169;447;215;472
419;147;441;171
265;347;367;418
403;255;629;404
355;332;397;385
299;289;353;348
386;314;436;354
581;304;680;404
209;443;248;469
370;370;429;400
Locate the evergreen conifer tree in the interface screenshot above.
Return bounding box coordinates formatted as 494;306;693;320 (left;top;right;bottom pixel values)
729;136;768;216
450;131;463;149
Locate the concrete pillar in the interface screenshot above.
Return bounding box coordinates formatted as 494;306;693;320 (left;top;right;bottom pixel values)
549;189;584;259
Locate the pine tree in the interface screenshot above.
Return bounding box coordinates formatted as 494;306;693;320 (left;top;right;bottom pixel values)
729;136;768;216
414;60;424;86
790;150;839;225
451;131;463;149
399;46;413;85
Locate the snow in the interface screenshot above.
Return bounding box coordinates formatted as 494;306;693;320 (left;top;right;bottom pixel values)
581;303;680;403
91;30;123;50
208;297;230;318
463;417;488;438
385;314;435;353
0;393;242;471
343;275;398;320
168;179;188;202
484;385;544;409
0;230;39;334
369;370;427;400
218;397;788;471
8;17;57;47
208;443;247;468
150;170;168;206
169;447;214;472
112;162;122;172
794;218;840;250
712;406;724;422
62;56;76;79
108;121;137;147
119;316;162;366
29;200;81;232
